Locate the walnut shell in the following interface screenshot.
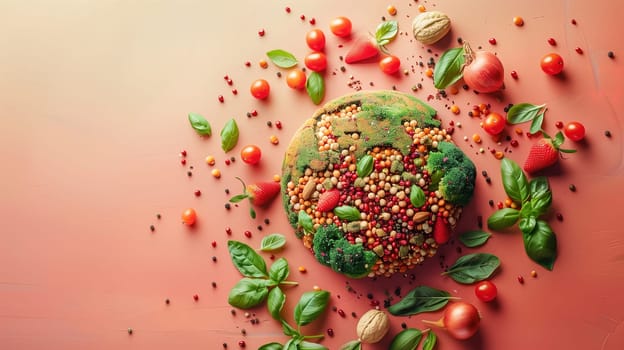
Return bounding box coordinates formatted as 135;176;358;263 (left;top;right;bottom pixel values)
356;309;390;343
412;11;451;45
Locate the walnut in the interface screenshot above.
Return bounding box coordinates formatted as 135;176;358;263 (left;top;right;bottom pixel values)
356;309;390;343
412;11;451;45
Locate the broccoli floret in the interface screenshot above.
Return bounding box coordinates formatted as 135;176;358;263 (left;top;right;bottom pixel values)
312;224;378;278
425;141;476;205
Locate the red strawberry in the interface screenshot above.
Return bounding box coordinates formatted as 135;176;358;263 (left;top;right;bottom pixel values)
523;131;576;174
316;189;340;212
344;37;380;64
230;177;281;218
433;217;451;245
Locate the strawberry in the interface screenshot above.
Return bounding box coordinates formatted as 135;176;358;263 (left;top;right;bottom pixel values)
523;131;576;174
316;189;340;212
433;216;451;245
230;177;281;218
344;20;398;64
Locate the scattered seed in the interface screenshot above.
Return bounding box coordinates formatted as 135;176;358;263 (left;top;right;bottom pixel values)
127;328;133;335
149;225;155;232
608;51;615;59
510;70;518;79
298;266;307;273
165;298;170;304
218;95;224;103
224;203;231;210
569;184;577;192
488;37;497;45
547;37;557;46
337;309;346;317
193;294;199;301
327;328;334;337
194;190;201;197
513;16;524;26
531;270;538;278
556;213;564;221
238;340;246;348
571;18;577;25
575;47;584;54
212;281;217;288
244;230;252;238
517;275;525;284
211;169;221;178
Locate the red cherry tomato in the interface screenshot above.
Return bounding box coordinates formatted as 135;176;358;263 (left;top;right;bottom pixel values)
286;69;306;89
482;112;506;135
475;281;497;302
564;121;586;141
250;79;270;99
540;53;564;75
306;29;326;51
304;52;327;72
181;208;197;226
240;145;262;165
379;55;401;75
329;16;352;37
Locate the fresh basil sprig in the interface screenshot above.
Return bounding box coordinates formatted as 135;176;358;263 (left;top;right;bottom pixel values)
266;49;298;68
458;230;491;248
188;112;212;136
442;253;500;284
375;20;399;48
388;286;452;316
260;233;286;252
306;72;325;105
506;103;547;134
220;118;239;152
433;47;465;89
487;158;558;270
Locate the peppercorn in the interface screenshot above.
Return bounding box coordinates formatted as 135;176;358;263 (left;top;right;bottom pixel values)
605;130;612;137
569;184;577;192
149;225;155;232
510;70;519;80
608;51;615;59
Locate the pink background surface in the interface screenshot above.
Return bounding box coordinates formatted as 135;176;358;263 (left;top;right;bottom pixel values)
1;0;624;349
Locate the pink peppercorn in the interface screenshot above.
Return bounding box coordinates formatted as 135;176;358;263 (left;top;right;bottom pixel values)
258;29;265;37
285;7;291;13
518;276;525;284
238;340;246;348
547;38;557;46
194;190;201;196
225;227;232;235
575;47;583;54
510;70;518;79
218;95;224;103
488;37;497;45
337;309;346;317
244;230;252;238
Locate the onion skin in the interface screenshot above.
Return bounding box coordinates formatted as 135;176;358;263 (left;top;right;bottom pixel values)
442;301;481;340
463;51;505;93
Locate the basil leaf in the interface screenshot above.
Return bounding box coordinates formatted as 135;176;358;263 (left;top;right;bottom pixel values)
443;253;500;284
267;287;285;320
333;206;361;221
423;331;437;350
410;185;426;208
433;47;465;89
229;194;249;203
261;233;287;252
282;320;299;337
339;340;362;350
388;286;451;316
306;72;325;105
227;278;270;308
529;177;552;216
506;103;546;124
524;220;557;270
298;211;314;233
228;240;268;278
458;230;491;248
269;257;289;284
518;216;537;235
529;112;545;134
188;113;212;136
487;208;520;230
266;49;298;68
375;20;398;45
389;328;422;350
259;343;283;350
293;290;330;326
357;155;374;178
283;338;298;350
501;158;529;203
220;118;239;152
299;341;329;350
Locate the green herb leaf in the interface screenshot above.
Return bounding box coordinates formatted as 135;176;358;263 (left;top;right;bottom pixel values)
506;103;546;124
523;220;557;270
458;230;491;248
333;206;361;221
529;177;552;217
388;286;451;316
501;158;529;203
299;341;329;350
268;257;290;284
220;118;239;152
357;155;374;178
518;216;536;235
294;290;330;326
423;331;437;350
390;328;422;350
282;320;299;337
433;47;465;89
410;185;426;207
339;340;362;350
259;343;283;350
228;240;268;278
442;253;501;284
306;72;325;105
267;287;285;320
530;112;545;134
487;208;520;230
188;113;212;136
298;211;314;233
375;20;398;48
227;278;271;308
283;338;298;350
229;194;249;203
261;233;287;252
249;207;256;219
266;49;298;68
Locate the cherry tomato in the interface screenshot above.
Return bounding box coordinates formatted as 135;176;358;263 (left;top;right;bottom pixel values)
240;145;262;165
304;52;327;72
475;280;497;302
181;208;197;226
564;121;586;141
482;112;506;135
306;29;326;51
379;55;401;75
286;69;306;89
329;16;352;37
540;53;564;75
250;79;270;99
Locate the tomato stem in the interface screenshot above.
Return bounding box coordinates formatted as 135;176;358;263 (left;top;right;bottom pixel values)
422;318;445;329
